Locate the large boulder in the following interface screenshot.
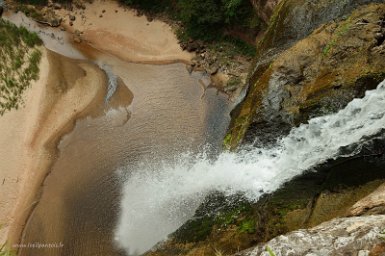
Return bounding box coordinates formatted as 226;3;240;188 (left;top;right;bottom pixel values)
225;2;385;149
235;215;385;256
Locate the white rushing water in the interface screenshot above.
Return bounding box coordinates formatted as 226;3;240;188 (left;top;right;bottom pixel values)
116;80;385;255
98;63;119;103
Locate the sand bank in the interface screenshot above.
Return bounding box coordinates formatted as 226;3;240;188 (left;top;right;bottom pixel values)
59;0;192;64
0;49;107;247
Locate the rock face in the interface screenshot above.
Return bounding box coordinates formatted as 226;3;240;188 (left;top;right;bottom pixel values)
0;0;5;17
225;2;385;149
147;2;385;256
350;183;385;216
235;215;385;256
250;0;281;23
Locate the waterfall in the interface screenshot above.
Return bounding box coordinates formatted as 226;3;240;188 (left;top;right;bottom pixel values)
115;80;385;255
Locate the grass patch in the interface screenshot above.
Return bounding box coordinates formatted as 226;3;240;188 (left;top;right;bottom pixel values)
0;243;15;256
266;246;276;256
238;219;256;233
322;21;351;56
0;18;42;115
15;4;45;21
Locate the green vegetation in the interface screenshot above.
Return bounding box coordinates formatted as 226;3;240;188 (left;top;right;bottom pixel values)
15;4;45;21
322;22;351;56
120;0;260;43
174;197;256;243
0;18;42;115
174;215;215;242
238;218;256;233
266;246;276;256
0;243;15;256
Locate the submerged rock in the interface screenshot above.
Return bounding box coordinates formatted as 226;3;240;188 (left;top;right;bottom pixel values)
235;215;385;256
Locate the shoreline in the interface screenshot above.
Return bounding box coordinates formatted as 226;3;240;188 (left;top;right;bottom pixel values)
0;0;222;251
0;49;108;248
57;0;193;65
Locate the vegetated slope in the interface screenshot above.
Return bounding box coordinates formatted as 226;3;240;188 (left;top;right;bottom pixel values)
0;18;42;115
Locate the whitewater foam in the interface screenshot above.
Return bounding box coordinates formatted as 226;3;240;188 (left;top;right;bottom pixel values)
99;63;118;103
115;80;385;255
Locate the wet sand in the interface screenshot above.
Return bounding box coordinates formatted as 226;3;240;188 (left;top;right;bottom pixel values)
0;49;108;247
58;0;193;64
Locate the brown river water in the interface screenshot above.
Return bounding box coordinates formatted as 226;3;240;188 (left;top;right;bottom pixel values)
5;13;232;256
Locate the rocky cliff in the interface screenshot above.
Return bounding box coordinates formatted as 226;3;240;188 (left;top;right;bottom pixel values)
147;1;385;256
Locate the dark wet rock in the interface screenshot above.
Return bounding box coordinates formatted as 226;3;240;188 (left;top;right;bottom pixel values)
0;0;4;17
73;29;82;43
181;40;205;53
147;136;385;256
207;64;219;75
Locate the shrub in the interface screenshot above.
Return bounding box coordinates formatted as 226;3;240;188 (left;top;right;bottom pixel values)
120;0;259;42
0;18;42;115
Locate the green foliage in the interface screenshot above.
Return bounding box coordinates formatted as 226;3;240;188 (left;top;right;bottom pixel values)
0;243;15;256
120;0;259;42
322;21;351;56
119;0;173;13
0;18;42;115
178;0;223;40
177;0;259;40
174;215;215;242
238;219;256;233
15;4;45;21
224;0;243;21
266;246;276;256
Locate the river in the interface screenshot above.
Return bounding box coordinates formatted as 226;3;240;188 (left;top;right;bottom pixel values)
4;12;232;256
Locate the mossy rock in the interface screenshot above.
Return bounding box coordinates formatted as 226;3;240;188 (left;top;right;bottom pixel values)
226;2;385;149
149;2;385;256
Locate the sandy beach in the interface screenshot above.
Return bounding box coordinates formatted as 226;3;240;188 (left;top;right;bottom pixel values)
58;0;193;64
0;0;194;250
0;48;107;247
